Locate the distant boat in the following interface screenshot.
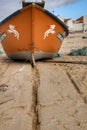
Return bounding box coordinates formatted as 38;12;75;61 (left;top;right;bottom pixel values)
0;0;68;65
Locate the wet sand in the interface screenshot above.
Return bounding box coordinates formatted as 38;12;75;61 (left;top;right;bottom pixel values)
0;32;87;130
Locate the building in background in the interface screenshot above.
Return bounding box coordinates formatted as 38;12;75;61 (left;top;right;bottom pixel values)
84;15;87;32
64;18;73;32
73;16;83;32
57;15;87;33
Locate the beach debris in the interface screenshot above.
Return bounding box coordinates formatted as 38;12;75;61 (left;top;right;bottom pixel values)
82;36;87;39
0;84;8;92
18;66;25;72
84;96;87;104
0;98;14;105
55;53;61;58
13;65;25;74
69;47;87;56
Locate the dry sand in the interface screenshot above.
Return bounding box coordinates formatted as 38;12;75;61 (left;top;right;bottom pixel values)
59;32;87;54
0;32;87;130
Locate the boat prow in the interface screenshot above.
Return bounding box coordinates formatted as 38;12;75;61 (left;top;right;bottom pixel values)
0;1;69;63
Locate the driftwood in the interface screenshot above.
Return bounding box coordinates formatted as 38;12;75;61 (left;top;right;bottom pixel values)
82;36;87;39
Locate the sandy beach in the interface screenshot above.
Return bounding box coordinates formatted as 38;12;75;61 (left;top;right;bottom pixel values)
0;32;87;130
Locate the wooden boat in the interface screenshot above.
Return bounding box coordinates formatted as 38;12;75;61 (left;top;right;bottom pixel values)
0;0;68;64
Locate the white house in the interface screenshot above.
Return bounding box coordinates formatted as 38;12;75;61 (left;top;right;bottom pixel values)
83;15;87;32
64;18;73;32
73;16;83;32
57;15;87;32
63;15;87;32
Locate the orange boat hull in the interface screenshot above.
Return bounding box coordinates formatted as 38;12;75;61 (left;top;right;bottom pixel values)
0;3;68;61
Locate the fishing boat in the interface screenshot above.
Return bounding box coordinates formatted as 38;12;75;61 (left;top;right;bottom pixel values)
0;0;68;65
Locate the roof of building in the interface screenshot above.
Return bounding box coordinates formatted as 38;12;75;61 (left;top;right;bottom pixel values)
64;18;71;22
75;16;83;23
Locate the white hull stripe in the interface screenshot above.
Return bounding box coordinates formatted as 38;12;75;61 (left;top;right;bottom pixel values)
7;51;57;61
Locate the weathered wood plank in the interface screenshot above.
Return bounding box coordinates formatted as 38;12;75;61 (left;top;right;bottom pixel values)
0;61;33;130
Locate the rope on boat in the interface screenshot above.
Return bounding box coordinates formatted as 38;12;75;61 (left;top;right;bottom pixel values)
31;53;36;67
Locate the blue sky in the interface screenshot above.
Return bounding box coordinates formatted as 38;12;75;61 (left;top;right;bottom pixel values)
50;0;87;20
0;0;87;21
